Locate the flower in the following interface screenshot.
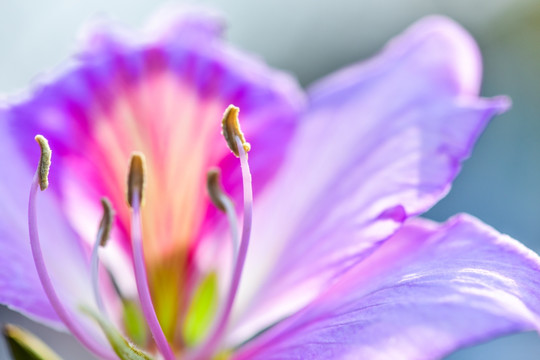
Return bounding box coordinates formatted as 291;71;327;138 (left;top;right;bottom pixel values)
1;7;540;360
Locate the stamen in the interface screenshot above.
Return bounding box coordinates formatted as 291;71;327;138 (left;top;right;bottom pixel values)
127;152;175;360
28;135;116;360
127;152;146;208
221;105;251;157
34;135;51;191
91;197;115;315
200;134;253;356
207;168;240;259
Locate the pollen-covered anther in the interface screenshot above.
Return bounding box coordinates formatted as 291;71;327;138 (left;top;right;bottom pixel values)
98;197;115;247
221;105;251;157
127;152;146;208
207;168;231;212
34;135;52;191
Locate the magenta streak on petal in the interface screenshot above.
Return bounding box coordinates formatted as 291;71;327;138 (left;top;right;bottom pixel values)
131;195;175;360
198;136;253;357
28;174;117;360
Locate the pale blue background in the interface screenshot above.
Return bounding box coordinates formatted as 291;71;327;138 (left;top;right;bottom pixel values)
1;0;540;359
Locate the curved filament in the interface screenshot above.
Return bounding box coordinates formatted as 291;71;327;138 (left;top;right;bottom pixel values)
199;135;253;356
28;174;117;360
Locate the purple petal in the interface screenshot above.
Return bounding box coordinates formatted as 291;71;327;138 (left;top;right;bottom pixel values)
235;215;540;360
231;16;510;343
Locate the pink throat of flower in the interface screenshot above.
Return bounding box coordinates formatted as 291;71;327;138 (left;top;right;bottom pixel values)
27;105;255;359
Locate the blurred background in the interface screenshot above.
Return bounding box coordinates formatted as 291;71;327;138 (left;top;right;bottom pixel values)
1;0;540;359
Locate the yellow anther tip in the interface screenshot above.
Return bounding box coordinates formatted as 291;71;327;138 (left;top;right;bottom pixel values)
34;135;51;191
221;105;250;157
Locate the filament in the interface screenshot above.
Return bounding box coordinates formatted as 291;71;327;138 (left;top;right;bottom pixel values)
130;194;175;360
90;233;106;315
28;174;116;360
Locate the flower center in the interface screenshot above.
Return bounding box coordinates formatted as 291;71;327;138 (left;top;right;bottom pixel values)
27;105;254;360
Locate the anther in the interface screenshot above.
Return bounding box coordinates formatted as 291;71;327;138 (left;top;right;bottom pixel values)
221;105;251;157
98;198;115;247
207;168;230;212
34;135;51;191
127;152;146;207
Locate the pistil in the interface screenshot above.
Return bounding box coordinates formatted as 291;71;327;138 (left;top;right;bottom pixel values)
28;135;117;360
127;153;175;360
